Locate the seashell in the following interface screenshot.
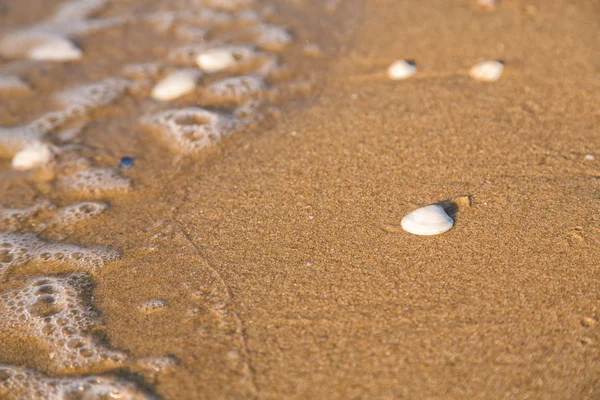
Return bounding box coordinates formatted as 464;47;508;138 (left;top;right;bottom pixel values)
11;142;54;171
387;60;417;80
469;60;503;82
195;45;255;73
27;37;82;61
151;69;201;101
477;0;499;9
401;205;454;236
0;75;31;94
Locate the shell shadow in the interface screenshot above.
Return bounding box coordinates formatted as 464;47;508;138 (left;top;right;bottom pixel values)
435;195;471;221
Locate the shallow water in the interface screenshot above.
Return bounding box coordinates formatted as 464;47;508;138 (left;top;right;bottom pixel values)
0;0;359;398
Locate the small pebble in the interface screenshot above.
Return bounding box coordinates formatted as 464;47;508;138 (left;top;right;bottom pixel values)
27;37;82;62
469;60;504;82
387;60;417;80
584;154;594;161
401;204;454;236
118;156;135;168
151;69;201;101
11;142;54;171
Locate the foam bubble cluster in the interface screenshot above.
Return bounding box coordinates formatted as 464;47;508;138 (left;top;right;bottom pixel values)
203;75;266;106
0;365;155;400
1;201;54;232
0;232;119;278
58;168;132;194
140;107;239;153
56;78;131;116
0;273;129;372
52;202;109;226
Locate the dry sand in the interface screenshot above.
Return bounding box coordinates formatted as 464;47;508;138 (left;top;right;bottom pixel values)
1;0;600;399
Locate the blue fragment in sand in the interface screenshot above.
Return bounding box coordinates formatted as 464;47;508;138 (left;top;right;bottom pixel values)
118;157;135;168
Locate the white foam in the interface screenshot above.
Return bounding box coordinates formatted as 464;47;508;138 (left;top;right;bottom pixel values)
58;168;132;194
56;78;131;115
52;202;109;226
203;75;266;105
140;107;239;153
0;232;119;278
0;201;55;232
0;365;154;400
251;24;293;51
0;273;129;372
48;0;109;24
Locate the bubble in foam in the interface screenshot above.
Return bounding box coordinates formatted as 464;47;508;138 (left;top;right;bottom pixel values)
203;75;266;106
1;201;55;232
0;232;119;278
0;111;72;155
0;364;155;400
0;273;129;373
122;62;165;81
58;167;132;194
55;78;131;115
140;107;239;153
52;202;109;226
250;24;293;52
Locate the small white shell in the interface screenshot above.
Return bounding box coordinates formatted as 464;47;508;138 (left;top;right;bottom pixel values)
11;142;54;170
195;46;252;73
387;60;417;80
469;60;503;82
151;69;201;101
0;75;31;93
401;205;454;236
27;37;82;61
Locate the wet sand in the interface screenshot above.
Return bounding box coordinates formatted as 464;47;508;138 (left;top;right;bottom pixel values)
1;0;600;399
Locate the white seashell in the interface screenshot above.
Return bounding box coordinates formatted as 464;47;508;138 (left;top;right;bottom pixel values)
469;60;503;82
0;75;31;93
387;60;417;80
11;142;54;171
151;69;201;101
196;48;239;73
401;205;454;236
477;0;499;8
27;37;82;61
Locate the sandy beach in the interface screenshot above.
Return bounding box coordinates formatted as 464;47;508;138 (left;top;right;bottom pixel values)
1;0;599;398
